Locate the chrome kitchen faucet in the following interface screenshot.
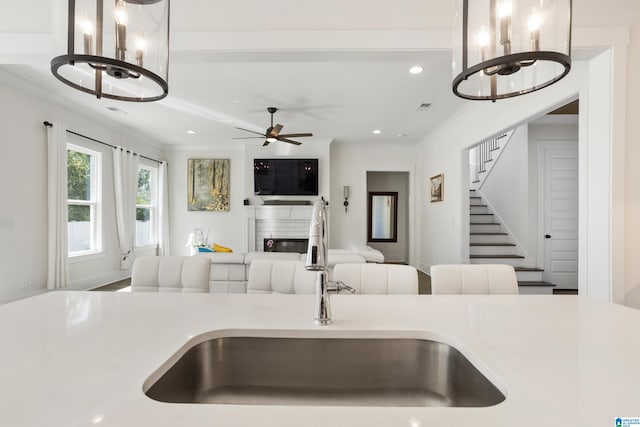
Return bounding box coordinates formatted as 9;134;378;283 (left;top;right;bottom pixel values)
305;198;354;325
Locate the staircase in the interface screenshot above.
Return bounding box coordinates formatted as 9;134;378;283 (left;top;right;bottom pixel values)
469;190;550;291
468;134;554;294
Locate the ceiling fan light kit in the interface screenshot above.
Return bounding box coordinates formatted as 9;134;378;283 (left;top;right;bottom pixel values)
51;0;170;102
235;107;313;146
452;0;572;101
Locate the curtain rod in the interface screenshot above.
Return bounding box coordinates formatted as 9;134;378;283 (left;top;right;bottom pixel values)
43;121;163;164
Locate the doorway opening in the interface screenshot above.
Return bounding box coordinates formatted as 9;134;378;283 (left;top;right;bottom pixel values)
366;171;409;263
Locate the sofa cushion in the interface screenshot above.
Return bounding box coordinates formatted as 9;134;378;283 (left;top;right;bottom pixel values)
209;282;247;294
352;245;385;263
247;259;316;294
197;252;245;264
131;256;211;293
430;264;519;294
333;263;418;294
327;253;366;266
244;251;302;265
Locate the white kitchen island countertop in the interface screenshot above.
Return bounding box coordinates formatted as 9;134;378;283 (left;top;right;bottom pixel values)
0;291;639;426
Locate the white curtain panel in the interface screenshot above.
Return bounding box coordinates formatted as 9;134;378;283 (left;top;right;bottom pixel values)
113;147;139;270
46;123;69;289
158;161;171;256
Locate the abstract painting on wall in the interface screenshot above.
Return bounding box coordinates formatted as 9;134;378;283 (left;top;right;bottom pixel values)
187;159;230;211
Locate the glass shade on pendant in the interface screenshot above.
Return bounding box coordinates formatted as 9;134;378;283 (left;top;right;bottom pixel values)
452;0;571;101
51;0;169;102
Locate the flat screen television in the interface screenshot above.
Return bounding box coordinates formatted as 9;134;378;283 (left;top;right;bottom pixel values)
254;158;319;196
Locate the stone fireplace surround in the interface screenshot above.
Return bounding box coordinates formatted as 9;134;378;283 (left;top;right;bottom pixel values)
246;206;313;253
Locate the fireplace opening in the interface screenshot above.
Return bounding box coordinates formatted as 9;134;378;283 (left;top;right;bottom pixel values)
264;238;309;253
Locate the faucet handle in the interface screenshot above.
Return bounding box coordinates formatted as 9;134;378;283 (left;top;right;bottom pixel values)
331;280;356;294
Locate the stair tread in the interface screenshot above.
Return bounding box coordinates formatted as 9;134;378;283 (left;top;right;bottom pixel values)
470;232;508;235
471;180;480;183
470;204;487;206
470;254;525;259
518;281;556;287
470;243;516;246
514;267;544;272
470;222;500;225
470;213;493;216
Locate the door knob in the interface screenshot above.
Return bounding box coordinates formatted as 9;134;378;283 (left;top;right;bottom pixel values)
545;234;551;239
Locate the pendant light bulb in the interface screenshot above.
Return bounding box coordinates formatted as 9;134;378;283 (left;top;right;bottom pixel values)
498;1;513;18
79;17;93;35
528;14;541;32
114;0;128;25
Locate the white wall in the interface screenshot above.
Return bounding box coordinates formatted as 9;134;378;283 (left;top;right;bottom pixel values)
479;124;531;263
0;70;165;303
167;139;331;256
167;147;247;255
329;142;417;265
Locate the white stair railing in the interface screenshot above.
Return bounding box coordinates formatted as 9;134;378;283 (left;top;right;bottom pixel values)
469;130;514;190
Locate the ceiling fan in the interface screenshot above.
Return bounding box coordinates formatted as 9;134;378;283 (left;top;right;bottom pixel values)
234;107;313;146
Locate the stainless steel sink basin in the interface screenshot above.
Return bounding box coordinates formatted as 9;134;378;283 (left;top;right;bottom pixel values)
144;336;505;407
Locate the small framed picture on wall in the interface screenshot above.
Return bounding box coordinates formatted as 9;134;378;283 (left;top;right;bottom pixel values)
430;173;443;202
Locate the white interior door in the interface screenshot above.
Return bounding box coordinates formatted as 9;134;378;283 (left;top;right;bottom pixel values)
539;141;578;289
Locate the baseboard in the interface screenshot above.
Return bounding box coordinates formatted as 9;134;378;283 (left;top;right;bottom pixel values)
68;270;132;291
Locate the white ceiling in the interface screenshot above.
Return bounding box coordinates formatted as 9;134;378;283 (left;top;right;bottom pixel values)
0;0;470;149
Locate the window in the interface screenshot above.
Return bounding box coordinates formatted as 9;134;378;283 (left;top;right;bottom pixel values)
136;164;158;246
67;144;102;256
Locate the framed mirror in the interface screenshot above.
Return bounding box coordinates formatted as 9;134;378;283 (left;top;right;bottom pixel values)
368;192;398;242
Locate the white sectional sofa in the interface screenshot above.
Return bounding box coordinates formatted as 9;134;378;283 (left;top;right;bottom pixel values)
196;251;301;293
246;260;418;295
196;247;383;293
347;245;386;263
195;252;247;293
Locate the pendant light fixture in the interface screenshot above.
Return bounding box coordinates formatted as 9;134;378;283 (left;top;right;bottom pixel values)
51;0;170;102
452;0;572;101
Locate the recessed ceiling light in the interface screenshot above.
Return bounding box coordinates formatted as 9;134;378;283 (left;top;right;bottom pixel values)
232;100;240;103
397;133;407;137
372;129;382;135
409;66;424;74
187;130;196;134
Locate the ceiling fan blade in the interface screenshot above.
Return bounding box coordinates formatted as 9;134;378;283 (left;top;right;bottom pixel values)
271;124;284;136
277;137;302;146
236;127;267;137
262;140;271;146
277;133;313;138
